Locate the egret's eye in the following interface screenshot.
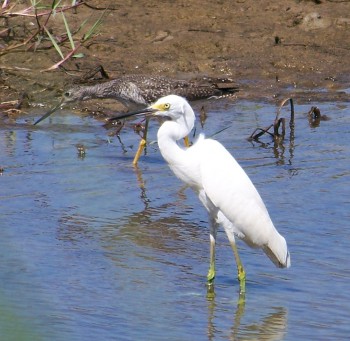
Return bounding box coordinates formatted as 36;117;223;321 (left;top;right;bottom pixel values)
163;103;170;110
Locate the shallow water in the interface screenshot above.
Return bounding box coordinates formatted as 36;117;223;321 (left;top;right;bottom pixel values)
1;98;349;340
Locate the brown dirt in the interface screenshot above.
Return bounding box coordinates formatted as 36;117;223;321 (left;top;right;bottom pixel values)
1;0;349;113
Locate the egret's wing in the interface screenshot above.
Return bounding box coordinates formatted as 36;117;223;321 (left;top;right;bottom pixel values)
199;139;274;246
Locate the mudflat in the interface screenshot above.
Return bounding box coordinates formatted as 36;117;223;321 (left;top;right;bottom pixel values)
1;0;349;108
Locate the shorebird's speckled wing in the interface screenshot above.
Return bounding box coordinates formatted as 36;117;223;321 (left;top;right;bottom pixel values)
34;74;239;124
116;75;239;103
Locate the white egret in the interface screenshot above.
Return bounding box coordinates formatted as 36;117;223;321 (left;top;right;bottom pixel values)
111;95;290;293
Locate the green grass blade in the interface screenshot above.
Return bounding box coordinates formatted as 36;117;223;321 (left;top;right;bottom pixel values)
61;11;75;49
72;53;84;58
78;18;88;31
51;0;62;10
83;9;107;41
44;26;64;59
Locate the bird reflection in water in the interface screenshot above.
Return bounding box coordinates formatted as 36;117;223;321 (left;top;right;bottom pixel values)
207;289;288;341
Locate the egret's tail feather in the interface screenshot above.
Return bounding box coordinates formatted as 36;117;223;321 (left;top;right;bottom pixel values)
263;234;291;268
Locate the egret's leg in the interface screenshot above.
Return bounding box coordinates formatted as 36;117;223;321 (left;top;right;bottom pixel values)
132;118;149;166
207;219;218;285
232;243;246;294
225;230;246;293
207;234;216;283
184;136;190;147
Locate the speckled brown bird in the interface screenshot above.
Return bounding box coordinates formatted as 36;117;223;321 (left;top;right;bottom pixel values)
61;75;239;108
34;74;239;164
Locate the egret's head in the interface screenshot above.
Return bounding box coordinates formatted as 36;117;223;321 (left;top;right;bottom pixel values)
148;95;188;120
108;95;195;138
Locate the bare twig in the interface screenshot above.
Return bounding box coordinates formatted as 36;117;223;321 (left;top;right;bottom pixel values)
248;98;294;142
1;0;9;10
41;43;81;71
248;125;274;140
0;1;84;56
1;3;83;18
1;1;106;71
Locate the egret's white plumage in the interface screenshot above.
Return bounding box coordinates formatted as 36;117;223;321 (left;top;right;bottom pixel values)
118;94;290;292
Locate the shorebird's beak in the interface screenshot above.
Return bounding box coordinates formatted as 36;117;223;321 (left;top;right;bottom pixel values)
33;101;63;125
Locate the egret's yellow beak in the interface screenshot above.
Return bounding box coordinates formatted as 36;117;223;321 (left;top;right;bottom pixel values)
108;105;158;122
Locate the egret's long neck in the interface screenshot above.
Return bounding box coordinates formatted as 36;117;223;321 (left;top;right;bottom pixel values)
157;108;195;165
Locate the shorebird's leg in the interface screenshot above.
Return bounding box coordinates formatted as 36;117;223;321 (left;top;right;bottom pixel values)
133;118;149;165
184;136;190;147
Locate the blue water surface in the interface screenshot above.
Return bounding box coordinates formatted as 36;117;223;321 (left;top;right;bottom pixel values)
0;98;349;340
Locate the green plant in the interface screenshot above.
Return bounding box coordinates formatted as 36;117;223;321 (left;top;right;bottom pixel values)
0;0;107;71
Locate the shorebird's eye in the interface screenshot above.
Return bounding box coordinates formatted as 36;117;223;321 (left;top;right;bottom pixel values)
163;103;170;110
64;91;71;98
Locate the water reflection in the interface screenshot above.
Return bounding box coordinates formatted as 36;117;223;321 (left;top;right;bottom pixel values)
134;165;151;209
207;290;288;341
57;212;95;243
250;137;295;167
54;164;199;257
2;100;349;340
102;166;201;255
248;114;296;167
98;121;291;341
120;166;289;341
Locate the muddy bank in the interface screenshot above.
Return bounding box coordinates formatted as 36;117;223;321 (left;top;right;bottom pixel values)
0;0;349;112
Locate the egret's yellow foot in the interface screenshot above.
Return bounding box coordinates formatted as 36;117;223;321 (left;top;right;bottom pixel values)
133;138;147;165
237;265;246;294
229;241;246;293
207;265;215;284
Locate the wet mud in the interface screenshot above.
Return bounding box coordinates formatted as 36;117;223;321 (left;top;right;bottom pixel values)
0;0;349;116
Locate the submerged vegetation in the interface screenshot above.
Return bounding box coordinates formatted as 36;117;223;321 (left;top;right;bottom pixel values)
248;98;295;144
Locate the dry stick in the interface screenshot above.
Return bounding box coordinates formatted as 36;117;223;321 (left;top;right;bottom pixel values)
248;125;274;140
289;98;295;141
41;43;81;72
0;28;40;55
274;98;294;140
1;0;9;9
276;98;294;127
0;4;20;16
83;2;116;10
3;3;84;18
248;97;294;141
26;20;85;52
79;65;110;82
273;117;286;140
0;2;83;56
27;2;50;52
